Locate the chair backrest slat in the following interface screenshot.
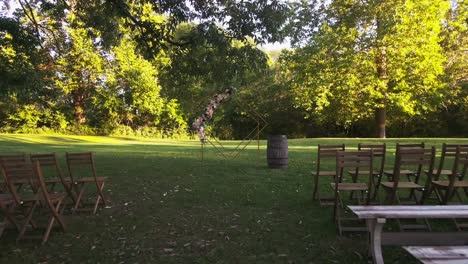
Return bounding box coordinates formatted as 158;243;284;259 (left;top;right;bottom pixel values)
434;144;468;178
66;152;93;165
30;153;57;166
452;147;468;177
442;144;468;157
358;144;386;157
358;143;386;175
66;152;97;183
1;162;38;205
335;150;374;197
337;150;373;168
396;143;425;149
318;144;345;158
391;147;435;186
0;154;29;165
2;163;35;182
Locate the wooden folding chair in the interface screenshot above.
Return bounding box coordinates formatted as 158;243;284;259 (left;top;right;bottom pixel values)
3;161;67;243
423;144;468;200
66;152;107;214
430;146;468;230
348;143;386;201
5;161;66;243
431;146;468;205
381;147;435;231
30;153;76;205
383;143;425;182
332;150;373;235
312;144;345;205
429;144;468;180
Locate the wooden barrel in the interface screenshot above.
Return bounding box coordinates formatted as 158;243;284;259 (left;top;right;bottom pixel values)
267;135;288;169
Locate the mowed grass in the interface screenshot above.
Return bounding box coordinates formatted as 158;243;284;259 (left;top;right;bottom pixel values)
0;134;467;263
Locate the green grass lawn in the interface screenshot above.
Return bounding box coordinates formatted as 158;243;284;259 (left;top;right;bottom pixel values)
0;134;467;263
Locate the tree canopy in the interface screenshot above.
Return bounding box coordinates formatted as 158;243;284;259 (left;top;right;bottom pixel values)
0;0;467;138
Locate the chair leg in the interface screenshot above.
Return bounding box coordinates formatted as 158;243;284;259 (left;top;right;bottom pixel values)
372;175;382;201
73;183;86;212
433;186;444;204
64;183;78;206
443;188;451;205
313;174;319;201
42;200;66;244
453;189;463;204
92;181;106;214
42;214;56;244
0;203;19;233
334;190;343;235
349;174;358;200
97;181;107;207
16;201;38;242
384;188;396;205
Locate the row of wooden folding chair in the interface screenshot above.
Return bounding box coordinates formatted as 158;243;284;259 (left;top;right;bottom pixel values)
328;146;433;234
313;143;468;205
312;143;386;205
321;144;468;234
0;152;108;243
0;161;66;243
383;143;468;205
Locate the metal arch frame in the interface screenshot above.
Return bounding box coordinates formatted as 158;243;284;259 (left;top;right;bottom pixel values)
200;96;268;170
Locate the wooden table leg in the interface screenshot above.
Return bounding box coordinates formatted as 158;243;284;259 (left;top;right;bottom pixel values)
367;218;386;264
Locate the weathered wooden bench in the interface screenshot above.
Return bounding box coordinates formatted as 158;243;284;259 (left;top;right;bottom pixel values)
348;205;468;264
404;246;468;264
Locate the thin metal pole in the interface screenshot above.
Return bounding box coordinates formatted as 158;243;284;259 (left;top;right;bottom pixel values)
257;123;260;168
201;142;204;176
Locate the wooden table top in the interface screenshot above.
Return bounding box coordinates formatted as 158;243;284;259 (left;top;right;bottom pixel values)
348;205;468;219
404;246;468;264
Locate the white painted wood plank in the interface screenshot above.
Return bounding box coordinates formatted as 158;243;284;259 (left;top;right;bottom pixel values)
404;246;468;264
349;205;468;219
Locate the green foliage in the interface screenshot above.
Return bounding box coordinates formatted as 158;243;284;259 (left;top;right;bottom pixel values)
160;22;270;103
283;0;451;137
113;35;164;118
39;109;69;130
155;99;188;137
6;104;41;132
1;0;467;138
0;15;51;117
54;17;105;126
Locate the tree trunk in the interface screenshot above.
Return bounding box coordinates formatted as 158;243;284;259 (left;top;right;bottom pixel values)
375;13;388;138
375;46;387;138
375;107;386;138
73;90;86;125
